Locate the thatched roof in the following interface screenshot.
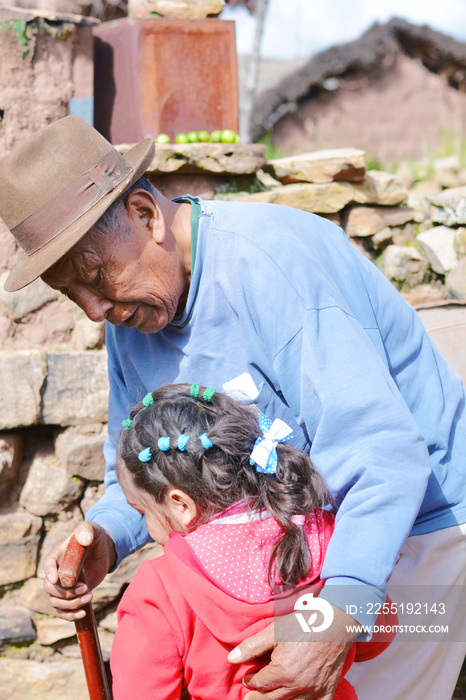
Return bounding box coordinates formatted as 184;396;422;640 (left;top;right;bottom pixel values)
251;17;466;141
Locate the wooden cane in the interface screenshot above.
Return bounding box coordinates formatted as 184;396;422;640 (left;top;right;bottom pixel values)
58;534;112;700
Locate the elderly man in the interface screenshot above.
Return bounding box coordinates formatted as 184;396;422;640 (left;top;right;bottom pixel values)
1;116;465;700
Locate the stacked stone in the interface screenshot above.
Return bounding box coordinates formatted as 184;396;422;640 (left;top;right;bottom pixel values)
421;186;466;299
128;0;225;19
217;148;466;307
124;140;466;305
119;140;269;202
0;351;161;698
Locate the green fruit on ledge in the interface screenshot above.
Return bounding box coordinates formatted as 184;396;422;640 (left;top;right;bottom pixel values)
175;133;190;144
221;129;238;144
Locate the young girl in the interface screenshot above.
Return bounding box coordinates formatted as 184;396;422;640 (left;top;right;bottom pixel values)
111;383;395;700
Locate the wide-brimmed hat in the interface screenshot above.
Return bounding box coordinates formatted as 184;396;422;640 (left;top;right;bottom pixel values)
1;115;155;292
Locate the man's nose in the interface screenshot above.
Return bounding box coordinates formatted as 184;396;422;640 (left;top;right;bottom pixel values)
74;287;114;322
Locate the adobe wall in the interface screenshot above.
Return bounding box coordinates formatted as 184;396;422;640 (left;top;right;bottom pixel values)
0;13;95;158
272;53;466;164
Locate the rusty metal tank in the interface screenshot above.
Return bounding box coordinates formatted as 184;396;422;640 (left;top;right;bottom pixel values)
93;17;239;144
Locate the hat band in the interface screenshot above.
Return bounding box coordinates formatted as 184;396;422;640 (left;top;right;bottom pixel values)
12;149;133;256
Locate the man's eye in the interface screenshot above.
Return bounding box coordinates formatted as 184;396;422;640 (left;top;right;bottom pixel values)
89;271;102;287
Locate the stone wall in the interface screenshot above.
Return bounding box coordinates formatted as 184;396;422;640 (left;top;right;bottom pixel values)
0;349;162;697
234;149;466;306
0;145;465;697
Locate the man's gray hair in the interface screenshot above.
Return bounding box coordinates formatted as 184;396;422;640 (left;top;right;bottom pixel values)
90;176;157;239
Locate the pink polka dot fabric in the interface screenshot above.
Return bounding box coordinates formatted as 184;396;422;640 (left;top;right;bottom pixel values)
185;504;329;603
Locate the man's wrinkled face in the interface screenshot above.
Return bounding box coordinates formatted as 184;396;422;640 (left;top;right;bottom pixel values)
41;211;188;334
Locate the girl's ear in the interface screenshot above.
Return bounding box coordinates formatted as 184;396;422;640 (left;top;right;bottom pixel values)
166;489;198;529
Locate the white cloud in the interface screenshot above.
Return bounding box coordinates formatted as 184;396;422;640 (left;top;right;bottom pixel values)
221;0;466;60
220;5;257;55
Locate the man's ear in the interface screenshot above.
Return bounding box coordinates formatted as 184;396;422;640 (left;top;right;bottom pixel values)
166;489;198;528
125;189;165;243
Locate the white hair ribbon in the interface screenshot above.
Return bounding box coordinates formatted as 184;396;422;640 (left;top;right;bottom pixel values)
249;413;294;474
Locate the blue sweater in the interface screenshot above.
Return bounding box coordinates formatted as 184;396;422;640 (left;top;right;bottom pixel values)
87;198;466;628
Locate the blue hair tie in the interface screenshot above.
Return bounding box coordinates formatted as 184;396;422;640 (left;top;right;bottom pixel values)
199;433;213;450
177;434;190;451
139;434;212;459
138;447;153;462
157;437;170;451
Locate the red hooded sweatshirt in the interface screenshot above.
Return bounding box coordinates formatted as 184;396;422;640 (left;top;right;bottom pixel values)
111;505;395;699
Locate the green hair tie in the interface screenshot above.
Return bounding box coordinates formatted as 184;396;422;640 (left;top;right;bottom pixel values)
190;384;200;398
142;392;155;407
122;418;133;430
202;387;217;402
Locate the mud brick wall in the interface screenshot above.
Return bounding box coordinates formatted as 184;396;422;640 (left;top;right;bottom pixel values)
0;9;97;158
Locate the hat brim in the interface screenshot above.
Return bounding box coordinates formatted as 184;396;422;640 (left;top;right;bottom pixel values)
4;137;155;292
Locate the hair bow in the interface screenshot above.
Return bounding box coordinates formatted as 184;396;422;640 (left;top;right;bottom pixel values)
249;413;294;474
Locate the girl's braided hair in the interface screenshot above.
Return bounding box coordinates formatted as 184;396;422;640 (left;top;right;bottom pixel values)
117;384;332;590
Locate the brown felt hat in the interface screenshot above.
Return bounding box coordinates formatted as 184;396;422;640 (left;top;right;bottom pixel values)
1;115;155;292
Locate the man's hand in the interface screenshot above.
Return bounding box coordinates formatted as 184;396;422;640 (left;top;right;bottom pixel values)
43;521;117;621
228;605;361;699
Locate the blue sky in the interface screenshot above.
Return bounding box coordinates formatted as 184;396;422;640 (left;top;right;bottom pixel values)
220;0;466;60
